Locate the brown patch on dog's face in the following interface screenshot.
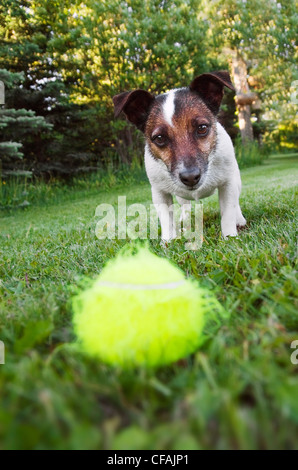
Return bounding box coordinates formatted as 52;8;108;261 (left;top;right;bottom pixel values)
145;89;217;188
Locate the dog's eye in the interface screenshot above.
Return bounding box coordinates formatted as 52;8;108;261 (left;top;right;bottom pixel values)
152;135;168;147
195;124;209;137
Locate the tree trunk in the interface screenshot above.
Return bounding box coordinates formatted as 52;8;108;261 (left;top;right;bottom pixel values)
230;52;254;144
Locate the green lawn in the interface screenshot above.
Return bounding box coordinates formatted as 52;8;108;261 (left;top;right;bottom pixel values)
0;153;297;450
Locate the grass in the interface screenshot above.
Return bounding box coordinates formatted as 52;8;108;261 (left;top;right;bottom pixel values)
0;165;148;211
0;153;297;450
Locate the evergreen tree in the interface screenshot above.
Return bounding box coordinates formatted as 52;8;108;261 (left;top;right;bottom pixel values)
0;69;52;175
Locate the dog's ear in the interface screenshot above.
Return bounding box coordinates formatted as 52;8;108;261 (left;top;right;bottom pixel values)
190;71;235;114
113;89;155;132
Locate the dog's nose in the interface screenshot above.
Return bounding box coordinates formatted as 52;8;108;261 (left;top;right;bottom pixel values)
179;168;201;187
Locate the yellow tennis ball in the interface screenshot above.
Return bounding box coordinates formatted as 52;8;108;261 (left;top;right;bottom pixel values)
73;246;224;368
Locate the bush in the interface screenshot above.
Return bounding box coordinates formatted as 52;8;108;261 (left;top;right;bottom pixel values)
234;137;268;168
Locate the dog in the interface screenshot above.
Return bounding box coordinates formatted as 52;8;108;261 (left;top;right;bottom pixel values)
113;71;246;240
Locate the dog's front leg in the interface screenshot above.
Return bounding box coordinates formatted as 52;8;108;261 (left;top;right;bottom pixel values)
176;195;192;224
218;182;241;238
151;187;177;241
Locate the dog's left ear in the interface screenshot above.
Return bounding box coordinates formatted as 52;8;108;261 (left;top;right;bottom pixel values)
113;89;155;132
190;71;235;114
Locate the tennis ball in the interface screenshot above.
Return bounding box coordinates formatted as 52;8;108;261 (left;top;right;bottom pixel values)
73;246;224;368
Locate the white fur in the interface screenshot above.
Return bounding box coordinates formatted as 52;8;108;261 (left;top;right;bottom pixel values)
145;122;246;240
162;90;176;126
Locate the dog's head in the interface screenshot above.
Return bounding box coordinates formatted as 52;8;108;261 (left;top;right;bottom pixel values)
113;71;234;190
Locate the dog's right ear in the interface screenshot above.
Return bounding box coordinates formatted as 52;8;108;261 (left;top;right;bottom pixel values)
113;90;155;132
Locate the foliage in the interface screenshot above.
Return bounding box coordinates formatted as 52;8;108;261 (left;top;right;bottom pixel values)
0;70;52;173
0;0;296;175
202;0;297;147
0;0;211;174
234;135;267;168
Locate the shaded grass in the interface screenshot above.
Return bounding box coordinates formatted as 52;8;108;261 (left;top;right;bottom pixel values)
0;165;148;211
0;154;297;450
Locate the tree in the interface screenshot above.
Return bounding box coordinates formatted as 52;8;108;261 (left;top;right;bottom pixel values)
0;0;211;172
201;0;297;146
229;51;256;143
49;0;210;164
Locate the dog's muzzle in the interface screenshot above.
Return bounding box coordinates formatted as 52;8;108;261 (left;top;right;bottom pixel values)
179;167;201;188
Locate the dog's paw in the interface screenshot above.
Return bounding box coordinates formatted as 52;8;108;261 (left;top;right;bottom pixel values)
161;227;177;242
221;221;238;239
236;215;246;227
222;231;238;240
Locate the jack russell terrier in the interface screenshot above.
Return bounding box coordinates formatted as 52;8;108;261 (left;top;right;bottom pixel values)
113;71;246;240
